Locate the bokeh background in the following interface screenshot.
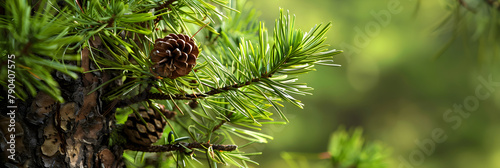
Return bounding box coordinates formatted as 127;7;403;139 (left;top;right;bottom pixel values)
247;0;500;167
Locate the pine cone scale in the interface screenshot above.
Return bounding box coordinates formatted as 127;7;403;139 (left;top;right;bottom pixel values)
187;54;196;64
145;123;155;132
167;39;178;47
177;53;188;62
148;135;158;144
154;120;163;128
177;39;185;49
137;124;147;133
184;43;193;53
191;47;199;56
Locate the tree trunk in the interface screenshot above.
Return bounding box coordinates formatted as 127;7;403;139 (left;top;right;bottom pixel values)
1;47;124;167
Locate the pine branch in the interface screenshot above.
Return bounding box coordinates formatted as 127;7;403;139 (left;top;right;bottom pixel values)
123;142;237;152
115;74;273;107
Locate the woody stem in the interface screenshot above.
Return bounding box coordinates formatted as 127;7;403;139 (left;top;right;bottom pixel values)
123;142;237;152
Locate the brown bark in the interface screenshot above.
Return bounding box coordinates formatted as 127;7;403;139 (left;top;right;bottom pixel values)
1;46;124;167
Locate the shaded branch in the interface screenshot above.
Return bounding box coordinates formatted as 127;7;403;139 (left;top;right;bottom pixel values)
123;142;237;152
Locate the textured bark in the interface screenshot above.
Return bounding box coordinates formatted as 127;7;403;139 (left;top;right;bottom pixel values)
1;47;124;167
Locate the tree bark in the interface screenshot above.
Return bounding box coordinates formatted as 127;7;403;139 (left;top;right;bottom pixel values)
1;46;124;167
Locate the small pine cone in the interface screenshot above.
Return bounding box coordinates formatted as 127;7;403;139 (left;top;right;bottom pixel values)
124;106;168;146
151;33;199;79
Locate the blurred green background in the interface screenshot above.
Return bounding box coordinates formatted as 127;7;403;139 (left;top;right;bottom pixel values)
247;0;500;167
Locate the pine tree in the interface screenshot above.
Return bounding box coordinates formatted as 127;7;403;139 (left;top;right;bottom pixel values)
0;0;342;167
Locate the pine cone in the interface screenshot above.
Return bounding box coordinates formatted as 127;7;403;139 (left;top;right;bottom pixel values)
151;33;199;79
124;105;170;146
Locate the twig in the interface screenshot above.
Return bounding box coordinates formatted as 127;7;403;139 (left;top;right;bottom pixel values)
75;0;84;13
212;113;233;132
156;0;178;11
123;142;237;152
154;0;178;26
